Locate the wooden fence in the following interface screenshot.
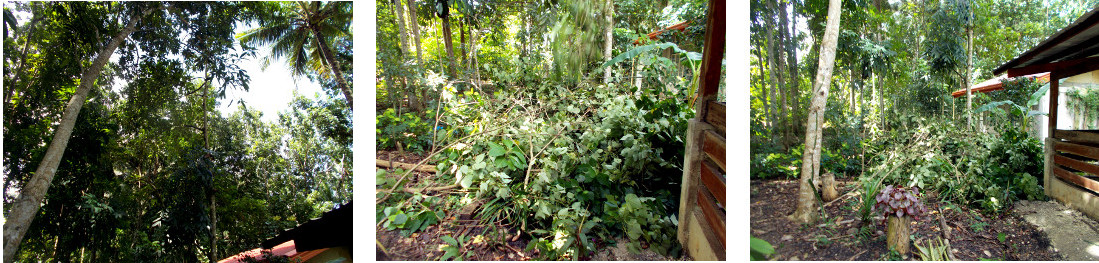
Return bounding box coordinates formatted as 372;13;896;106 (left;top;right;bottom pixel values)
675;0;725;258
1046;129;1099;220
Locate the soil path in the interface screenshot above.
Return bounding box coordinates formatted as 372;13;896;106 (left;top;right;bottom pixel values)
751;179;1061;260
1013;200;1099;261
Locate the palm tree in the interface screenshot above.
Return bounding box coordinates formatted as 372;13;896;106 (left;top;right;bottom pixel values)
238;1;354;109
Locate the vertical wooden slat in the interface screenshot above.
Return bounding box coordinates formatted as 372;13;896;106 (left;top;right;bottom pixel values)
677;120;706;246
1049;72;1059;133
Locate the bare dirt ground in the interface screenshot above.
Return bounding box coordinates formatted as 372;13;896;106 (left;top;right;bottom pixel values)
1013;200;1099;261
751;179;1061;261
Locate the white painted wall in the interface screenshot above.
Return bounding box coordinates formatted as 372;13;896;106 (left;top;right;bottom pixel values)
1037;70;1099;143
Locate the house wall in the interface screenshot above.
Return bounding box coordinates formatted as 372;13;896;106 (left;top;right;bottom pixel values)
1037;69;1099;142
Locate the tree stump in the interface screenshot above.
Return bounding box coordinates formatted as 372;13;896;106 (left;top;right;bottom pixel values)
886;216;911;254
821;172;838;202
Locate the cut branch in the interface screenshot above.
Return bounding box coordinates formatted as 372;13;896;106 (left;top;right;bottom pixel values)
376;159;437;173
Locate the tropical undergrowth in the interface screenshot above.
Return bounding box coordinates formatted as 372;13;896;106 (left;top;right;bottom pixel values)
377;80;693;260
377;40;705;259
856;113;1045;218
435;80;691;259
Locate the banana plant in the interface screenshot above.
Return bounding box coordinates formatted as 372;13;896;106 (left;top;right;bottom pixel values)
974;83;1049;134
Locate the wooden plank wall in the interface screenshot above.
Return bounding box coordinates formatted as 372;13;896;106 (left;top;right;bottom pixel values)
676;0;725;260
1051;130;1099;194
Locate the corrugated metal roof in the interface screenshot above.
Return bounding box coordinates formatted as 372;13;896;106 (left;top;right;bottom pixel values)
218;240;297;263
951;72;1050;97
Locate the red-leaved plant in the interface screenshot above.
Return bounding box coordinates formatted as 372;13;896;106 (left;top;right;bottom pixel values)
874;185;928;221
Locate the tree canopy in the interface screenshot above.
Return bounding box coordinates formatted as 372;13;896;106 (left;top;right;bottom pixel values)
3;1;352;261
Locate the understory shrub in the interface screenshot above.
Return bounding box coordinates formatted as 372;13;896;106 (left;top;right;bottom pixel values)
376;108;434;153
432;80;691;259
862;118;1045;214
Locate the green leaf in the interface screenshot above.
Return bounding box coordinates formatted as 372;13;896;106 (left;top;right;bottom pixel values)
407;215;425;232
440;248;458;261
627;220;643;240
599;42;689;70
750;237;775;260
442;235;459;246
974;100;1015;115
392;213;409;226
460;173;474;188
1027;84;1050;107
488;142;506;157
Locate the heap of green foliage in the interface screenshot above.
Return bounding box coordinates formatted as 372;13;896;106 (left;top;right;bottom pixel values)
433;80;691;259
859;114;1045;215
376;39;703;259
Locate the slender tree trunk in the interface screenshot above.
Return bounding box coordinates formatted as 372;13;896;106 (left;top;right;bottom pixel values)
790;0;842;225
440;13;457;79
756;44;772;131
603;0;614;84
407;0;424;64
392;0;409;56
471;27;481;85
2;7;152;262
459;20;467;66
204;78;217;263
766;25;789;149
965;3;973;129
308;25;353;109
782;0;800;134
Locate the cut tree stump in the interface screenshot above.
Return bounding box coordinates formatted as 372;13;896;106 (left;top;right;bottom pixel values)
886;216;911;254
821;172;838;202
376;159;437;173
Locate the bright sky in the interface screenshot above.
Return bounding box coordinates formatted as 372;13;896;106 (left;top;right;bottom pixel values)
219;25;328;123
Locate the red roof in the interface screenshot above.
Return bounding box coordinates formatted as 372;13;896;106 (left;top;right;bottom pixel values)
633;21;690;45
951;72;1050;97
218;240;332;263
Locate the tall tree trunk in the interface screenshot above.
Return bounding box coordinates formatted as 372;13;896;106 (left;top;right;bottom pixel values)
782;0;800;136
790;0;842;225
308;25;354;109
471;27;481;85
440;12;457;79
765;25;789;149
204;78;217;263
603;0;614;84
964;2;973;129
756;44;772;131
407;0;424;64
2;7;153;262
392;0;410;56
459;20;467;67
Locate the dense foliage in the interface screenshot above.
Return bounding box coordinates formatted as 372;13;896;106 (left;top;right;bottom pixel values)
376;0;718;259
750;0;1092;217
3;1;352;261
